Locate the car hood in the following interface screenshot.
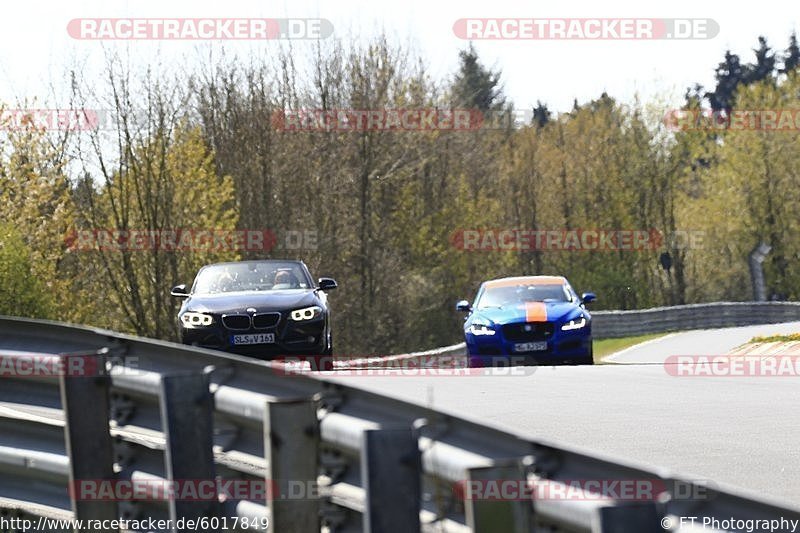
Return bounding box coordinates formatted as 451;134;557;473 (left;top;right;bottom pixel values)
473;301;582;325
184;290;319;314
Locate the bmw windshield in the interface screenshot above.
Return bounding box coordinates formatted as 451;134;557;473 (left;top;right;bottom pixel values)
192;262;313;294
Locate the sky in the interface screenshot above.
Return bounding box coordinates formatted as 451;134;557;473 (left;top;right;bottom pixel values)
1;0;798;113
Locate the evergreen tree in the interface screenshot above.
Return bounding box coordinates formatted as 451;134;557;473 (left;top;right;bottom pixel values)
743;36;776;84
684;83;705;107
451;44;506;112
532;101;551;128
706;51;744;113
781;32;800;74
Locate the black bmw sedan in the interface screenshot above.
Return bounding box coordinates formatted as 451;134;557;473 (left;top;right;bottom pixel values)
171;260;337;370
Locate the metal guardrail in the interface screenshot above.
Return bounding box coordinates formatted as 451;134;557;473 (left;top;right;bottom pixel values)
1;316;799;533
592;301;800;338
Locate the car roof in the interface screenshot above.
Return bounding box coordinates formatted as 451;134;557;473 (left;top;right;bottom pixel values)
483;276;566;289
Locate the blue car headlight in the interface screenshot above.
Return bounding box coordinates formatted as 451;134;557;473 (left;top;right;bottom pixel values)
468;323;496;336
561;316;587;331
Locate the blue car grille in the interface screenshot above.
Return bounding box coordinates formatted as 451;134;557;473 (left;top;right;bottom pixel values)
501;322;554;342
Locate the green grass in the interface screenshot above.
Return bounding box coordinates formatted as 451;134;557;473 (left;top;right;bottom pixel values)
594;333;668;363
749;332;800;343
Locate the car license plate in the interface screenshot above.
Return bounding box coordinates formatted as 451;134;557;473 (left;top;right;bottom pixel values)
514;341;547;352
231;333;275;346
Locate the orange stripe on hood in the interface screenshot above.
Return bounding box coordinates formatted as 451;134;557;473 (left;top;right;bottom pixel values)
525;302;547;322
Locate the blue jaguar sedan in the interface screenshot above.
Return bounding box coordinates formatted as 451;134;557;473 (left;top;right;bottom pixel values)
456;276;595;366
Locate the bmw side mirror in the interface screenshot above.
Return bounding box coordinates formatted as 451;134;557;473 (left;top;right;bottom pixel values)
456;300;472;312
170;284;189;298
581;292;596;304
318;278;338;291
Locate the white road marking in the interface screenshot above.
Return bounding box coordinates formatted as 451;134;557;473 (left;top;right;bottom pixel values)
603;333;678;363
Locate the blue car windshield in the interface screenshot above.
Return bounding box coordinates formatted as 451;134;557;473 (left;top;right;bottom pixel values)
478;284;570;308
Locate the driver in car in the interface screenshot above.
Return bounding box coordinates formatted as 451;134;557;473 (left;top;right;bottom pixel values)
216;266;238;292
272;270;300;289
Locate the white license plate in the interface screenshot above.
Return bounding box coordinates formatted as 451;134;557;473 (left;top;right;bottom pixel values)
514;341;547;352
231;333;275;346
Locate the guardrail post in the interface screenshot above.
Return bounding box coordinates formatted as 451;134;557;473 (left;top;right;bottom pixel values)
361;428;421;533
59;351;119;532
750;242;772;301
264;399;320;532
592;503;661;532
464;464;531;533
159;371;219;530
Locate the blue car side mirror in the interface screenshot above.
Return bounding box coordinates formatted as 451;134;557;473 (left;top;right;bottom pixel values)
456;300;472;312
581;292;597;304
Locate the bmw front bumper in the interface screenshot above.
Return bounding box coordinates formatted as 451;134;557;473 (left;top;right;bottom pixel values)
179;316;328;359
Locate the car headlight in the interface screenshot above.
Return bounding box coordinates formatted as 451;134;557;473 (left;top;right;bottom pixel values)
291;306;322;321
181;312;214;327
468;323;496;336
561;317;587;331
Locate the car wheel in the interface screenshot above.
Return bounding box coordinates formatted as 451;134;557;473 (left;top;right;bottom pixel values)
312;355;334;372
313;337;334;371
573;345;594;365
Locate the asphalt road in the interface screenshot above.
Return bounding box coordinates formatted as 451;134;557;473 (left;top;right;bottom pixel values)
329;323;800;507
607;321;800;363
3;322;800;508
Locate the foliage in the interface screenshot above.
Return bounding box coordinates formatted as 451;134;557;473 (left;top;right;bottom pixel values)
2;33;800;353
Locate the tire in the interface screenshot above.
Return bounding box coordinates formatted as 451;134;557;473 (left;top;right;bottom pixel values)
573;345;594;365
314;336;334;371
562;344;594;366
311;355;334;372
